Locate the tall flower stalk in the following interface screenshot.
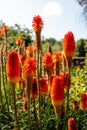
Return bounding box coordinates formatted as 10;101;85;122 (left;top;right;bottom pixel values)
22;58;36;130
51;76;64;130
62;31;76;129
1;45;9;112
3;25;9;112
6;50;20;130
30;77;39;129
32;15;44;125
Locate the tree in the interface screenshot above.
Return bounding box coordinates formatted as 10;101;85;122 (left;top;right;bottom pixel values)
76;38;86;57
8;24;33;48
77;0;87;20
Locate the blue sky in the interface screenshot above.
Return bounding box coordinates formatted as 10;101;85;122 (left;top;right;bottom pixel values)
0;0;87;40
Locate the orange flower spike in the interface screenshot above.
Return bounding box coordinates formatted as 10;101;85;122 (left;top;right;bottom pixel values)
6;50;20;84
68;117;78;130
40;77;48;95
43;52;53;68
26;46;34;57
43;53;54;76
53;51;62;63
0;29;2;36
32;15;44;32
80;92;87;110
16;37;23;46
30;77;38;99
22;58;36;80
63;31;75;68
3;24;8;31
51;76;64;107
19;54;26;65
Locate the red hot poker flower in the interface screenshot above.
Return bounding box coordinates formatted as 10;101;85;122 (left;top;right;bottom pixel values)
40;77;48;95
43;53;53;67
22;58;36;80
32;15;44;32
26;46;34;57
53;51;62;63
19;54;26;65
80;92;87;110
30;77;38;99
43;52;54;71
62;31;75;68
43;53;54;76
3;25;8;31
16;37;23;46
0;29;2;36
51;76;64;107
6;50;20;84
68;117;78;130
60;72;70;89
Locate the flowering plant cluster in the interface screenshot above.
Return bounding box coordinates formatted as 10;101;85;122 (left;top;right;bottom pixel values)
0;16;87;130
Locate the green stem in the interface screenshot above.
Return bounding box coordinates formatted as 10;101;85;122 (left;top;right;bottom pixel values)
26;78;32;130
64;67;71;130
56;115;59;130
0;63;3;104
1;51;9;112
37;51;41;122
33;99;39;130
12;84;20;130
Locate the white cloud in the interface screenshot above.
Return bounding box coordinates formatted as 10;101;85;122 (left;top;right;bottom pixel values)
42;1;62;16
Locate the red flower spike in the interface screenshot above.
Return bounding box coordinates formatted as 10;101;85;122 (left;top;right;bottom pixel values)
22;58;36;80
3;25;8;31
0;29;2;36
16;37;23;46
30;77;38;99
80;92;87;110
26;46;34;57
68;117;78;130
43;52;54;73
51;76;64;107
32;15;44;32
6;50;20;84
62;31;75;67
53;51;62;63
40;77;48;95
19;54;26;65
